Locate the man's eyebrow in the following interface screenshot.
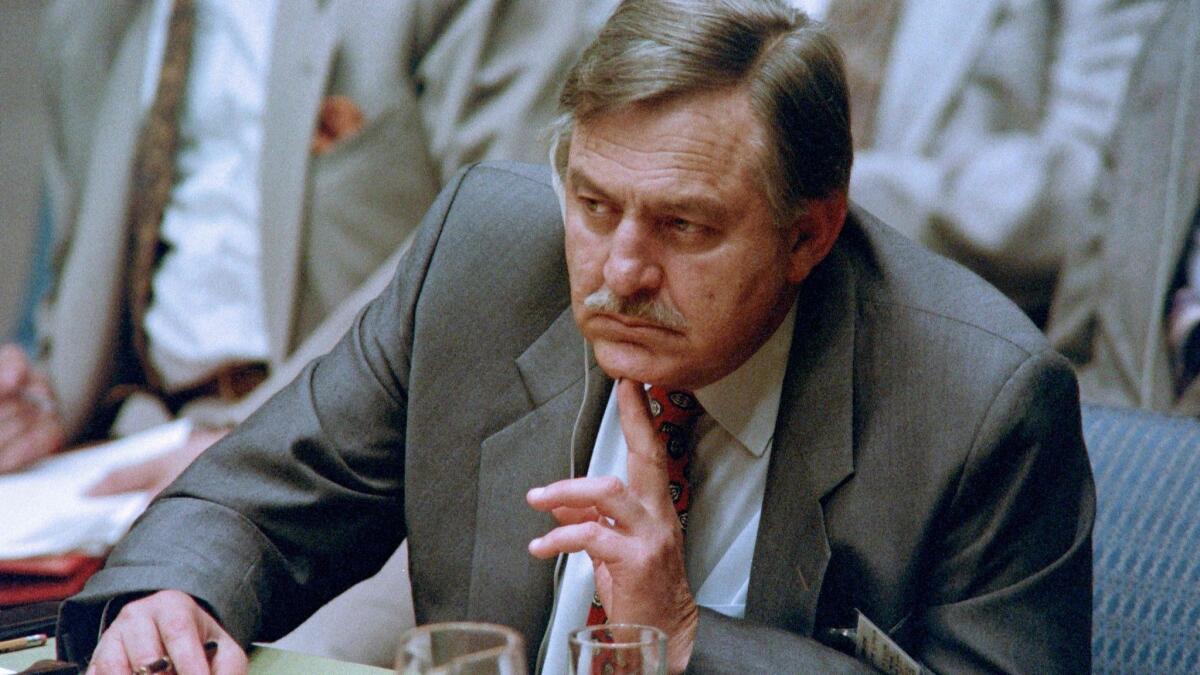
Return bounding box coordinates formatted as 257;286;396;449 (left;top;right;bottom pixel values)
652;194;730;222
565;167;608;198
567;166;731;222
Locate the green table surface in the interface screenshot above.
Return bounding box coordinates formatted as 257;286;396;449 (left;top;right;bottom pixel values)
0;639;392;674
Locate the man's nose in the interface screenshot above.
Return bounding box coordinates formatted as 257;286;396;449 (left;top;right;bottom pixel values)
603;218;663;297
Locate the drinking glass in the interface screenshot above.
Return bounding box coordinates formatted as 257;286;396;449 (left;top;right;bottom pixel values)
395;622;526;675
568;624;667;675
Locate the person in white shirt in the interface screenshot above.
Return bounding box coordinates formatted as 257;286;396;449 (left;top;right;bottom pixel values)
0;0;605;480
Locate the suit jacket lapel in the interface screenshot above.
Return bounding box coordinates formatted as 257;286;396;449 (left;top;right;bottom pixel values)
876;0;1002;149
467;307;610;659
259;0;338;362
746;231;857;635
48;0;153;438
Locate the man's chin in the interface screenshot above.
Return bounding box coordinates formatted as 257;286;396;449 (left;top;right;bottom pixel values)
591;340;677;386
592;338;662;381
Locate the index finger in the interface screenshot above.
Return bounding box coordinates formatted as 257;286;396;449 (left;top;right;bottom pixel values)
615;379;669;502
527;475;643;527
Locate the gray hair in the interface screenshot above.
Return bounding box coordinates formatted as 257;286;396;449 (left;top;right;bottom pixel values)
552;0;852;225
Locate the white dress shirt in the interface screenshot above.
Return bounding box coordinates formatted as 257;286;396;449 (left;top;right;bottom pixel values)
540;305;797;674
139;0;277;390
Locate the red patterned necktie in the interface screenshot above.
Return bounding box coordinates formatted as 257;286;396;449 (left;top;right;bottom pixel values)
586;386;705;627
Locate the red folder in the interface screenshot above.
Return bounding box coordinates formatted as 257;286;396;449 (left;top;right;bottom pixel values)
0;554;104;606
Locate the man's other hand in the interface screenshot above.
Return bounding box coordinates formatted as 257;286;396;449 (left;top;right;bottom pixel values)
86;590;247;675
87;427;229;497
0;344;65;473
526;378;699;674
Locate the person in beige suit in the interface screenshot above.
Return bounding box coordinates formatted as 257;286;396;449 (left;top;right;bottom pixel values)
0;0;610;666
1047;0;1200;414
842;0;1163;324
0;0;606;475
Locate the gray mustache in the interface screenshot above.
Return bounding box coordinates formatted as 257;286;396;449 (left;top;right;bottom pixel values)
582;288;688;330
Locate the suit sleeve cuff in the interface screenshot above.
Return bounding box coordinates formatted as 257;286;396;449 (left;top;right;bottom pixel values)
57;496;282;664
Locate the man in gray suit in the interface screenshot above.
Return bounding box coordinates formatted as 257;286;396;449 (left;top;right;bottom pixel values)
1048;0;1200;415
60;1;1093;673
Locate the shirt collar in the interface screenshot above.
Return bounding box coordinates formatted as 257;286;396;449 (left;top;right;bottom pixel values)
692;303;796;458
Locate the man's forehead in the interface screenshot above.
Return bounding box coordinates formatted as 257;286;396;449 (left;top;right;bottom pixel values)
566;89;766;195
582;92;759;153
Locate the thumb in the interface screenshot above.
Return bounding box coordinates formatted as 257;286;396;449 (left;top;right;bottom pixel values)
0;345;30;395
616;379;668;504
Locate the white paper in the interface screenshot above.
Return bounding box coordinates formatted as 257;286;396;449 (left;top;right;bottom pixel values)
0;419;192;560
856;611;922;675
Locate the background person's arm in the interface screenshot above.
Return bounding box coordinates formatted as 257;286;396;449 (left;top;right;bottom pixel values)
853;0;1164;319
413;0;612;186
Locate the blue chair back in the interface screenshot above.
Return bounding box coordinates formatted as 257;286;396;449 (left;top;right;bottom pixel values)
1084;403;1200;673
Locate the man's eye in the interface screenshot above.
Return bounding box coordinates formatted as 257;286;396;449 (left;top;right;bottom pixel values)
669;218;699;233
581;197;607;214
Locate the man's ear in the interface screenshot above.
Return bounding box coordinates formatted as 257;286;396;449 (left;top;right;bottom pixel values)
785;191;848;284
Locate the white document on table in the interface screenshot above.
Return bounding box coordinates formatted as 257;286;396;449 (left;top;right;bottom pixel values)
0;419;192;560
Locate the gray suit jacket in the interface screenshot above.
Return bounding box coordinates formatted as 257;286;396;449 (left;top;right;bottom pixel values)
60;163;1094;673
36;0;596;438
853;0;1163;320
1047;0;1200;414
